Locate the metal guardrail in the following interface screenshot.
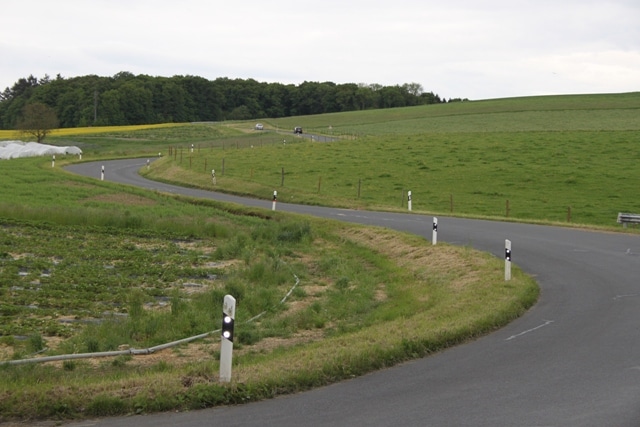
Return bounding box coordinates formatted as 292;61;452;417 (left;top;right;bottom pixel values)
617;212;640;227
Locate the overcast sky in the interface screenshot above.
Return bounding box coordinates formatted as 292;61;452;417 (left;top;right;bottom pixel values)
1;0;638;100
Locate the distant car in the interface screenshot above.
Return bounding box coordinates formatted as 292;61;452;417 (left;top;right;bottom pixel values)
294;127;303;134
255;123;264;130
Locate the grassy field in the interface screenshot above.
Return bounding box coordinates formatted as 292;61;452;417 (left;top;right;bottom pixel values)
265;92;640;134
0;129;537;422
134;92;640;227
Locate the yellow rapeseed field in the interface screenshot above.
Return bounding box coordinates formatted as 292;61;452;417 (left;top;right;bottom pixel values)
51;123;186;136
0;130;19;139
1;123;187;140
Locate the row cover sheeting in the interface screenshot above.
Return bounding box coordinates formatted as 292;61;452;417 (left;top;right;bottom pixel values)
0;141;82;160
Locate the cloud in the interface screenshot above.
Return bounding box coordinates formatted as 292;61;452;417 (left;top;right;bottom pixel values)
0;0;638;100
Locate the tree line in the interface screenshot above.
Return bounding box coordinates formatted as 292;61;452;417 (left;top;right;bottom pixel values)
0;72;454;129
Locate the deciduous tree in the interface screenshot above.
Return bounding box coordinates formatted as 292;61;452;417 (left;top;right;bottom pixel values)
16;102;59;142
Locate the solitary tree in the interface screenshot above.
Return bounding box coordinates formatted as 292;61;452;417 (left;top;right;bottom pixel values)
16;102;59;142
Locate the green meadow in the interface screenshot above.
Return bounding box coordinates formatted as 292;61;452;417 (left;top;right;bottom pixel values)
141;92;640;227
0;92;636;422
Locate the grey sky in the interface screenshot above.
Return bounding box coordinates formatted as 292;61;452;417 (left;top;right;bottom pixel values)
1;0;638;100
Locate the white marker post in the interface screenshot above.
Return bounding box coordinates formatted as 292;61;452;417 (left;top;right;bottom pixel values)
101;165;105;181
272;190;277;211
191;144;194;153
432;217;438;245
219;294;236;383
51;155;55;168
407;191;412;211
505;239;512;281
146;159;150;170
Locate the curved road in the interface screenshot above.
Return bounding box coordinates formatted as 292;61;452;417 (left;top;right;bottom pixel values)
65;159;640;427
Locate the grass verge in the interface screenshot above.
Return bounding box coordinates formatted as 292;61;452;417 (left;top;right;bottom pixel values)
0;222;537;423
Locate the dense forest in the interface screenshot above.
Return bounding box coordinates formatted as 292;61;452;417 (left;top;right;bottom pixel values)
0;72;452;129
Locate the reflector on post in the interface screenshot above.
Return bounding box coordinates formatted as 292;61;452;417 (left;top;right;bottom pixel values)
222;313;234;342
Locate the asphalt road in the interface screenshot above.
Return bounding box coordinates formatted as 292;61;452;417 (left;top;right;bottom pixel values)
64;159;640;427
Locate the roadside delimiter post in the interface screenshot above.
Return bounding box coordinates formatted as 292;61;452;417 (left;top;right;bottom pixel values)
219;294;236;383
432;217;438;245
505;239;512;281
